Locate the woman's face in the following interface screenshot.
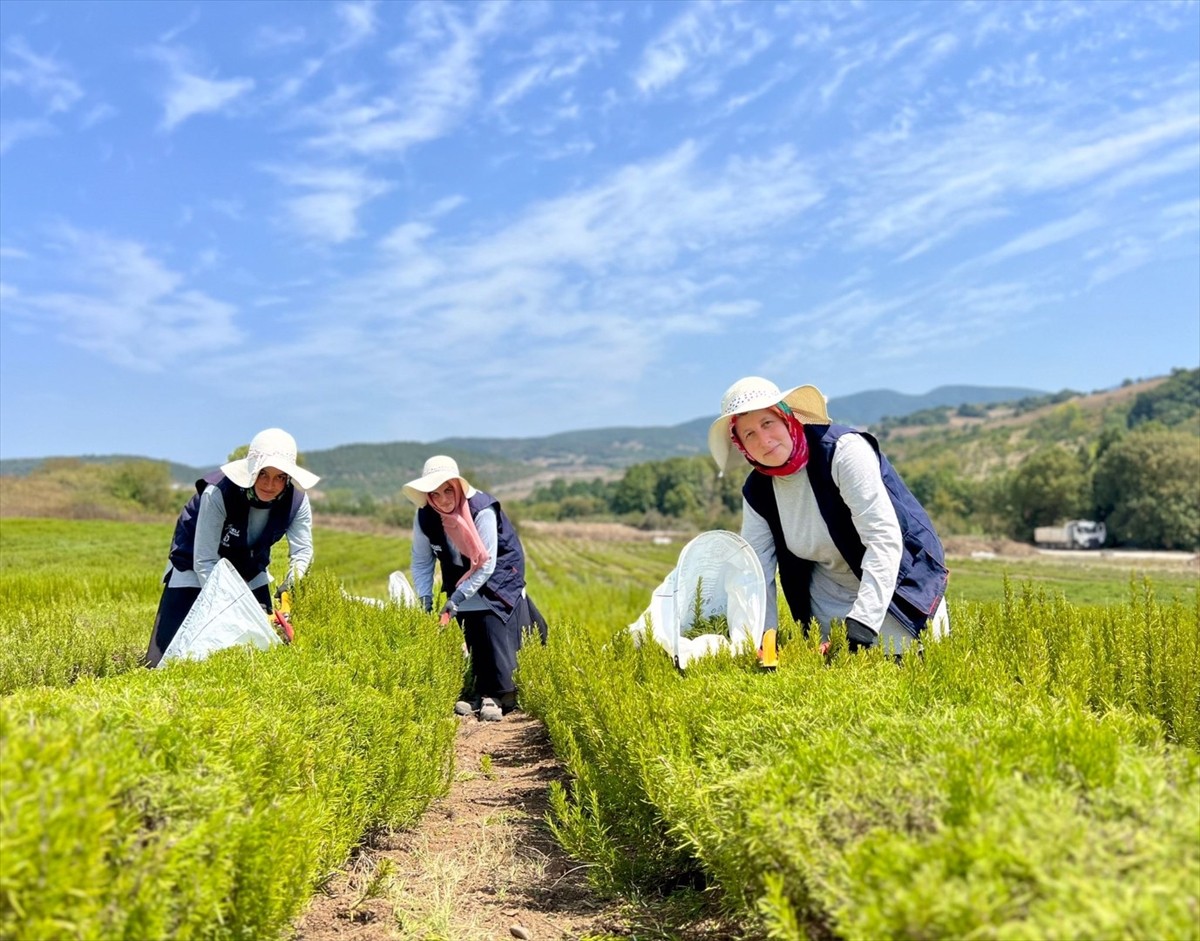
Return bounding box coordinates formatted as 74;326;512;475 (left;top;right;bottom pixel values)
735;407;791;467
428;480;460;513
254;467;289;502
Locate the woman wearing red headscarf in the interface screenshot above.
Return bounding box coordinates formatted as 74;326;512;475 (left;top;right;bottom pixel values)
709;378;950;655
404;455;544;721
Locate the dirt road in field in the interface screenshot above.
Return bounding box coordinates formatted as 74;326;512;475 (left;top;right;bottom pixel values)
293;713;615;941
293;713;736;941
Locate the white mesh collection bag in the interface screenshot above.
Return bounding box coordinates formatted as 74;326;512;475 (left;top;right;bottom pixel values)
341;570;420;608
159;558;281;666
629;530;767;667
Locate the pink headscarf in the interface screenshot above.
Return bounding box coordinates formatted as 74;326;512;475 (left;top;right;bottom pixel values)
730;405;810;476
429;479;490;585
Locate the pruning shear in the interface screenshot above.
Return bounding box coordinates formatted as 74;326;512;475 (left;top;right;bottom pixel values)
272;589;295;644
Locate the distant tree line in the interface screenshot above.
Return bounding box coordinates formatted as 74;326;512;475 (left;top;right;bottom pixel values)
520;456;746;531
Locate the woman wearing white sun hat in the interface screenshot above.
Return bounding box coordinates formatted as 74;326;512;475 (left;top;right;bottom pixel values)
710;377;950;654
144;428;320;667
403;455;544;722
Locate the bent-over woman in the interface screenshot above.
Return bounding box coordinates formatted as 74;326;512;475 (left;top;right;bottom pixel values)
404;455;540;722
145;428;319;666
709;377;949;653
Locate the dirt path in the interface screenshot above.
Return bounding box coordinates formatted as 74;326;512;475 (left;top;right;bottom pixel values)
293;714;637;941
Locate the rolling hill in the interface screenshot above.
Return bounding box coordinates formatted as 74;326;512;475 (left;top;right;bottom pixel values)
1;383;1047;497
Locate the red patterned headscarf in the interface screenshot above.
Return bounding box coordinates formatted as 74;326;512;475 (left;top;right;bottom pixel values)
730;404;810;476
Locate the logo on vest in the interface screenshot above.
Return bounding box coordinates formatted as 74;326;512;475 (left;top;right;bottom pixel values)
222;526;241;546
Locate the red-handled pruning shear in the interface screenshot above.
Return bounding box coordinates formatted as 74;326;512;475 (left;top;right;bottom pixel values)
273;589;295;644
273;609;294;644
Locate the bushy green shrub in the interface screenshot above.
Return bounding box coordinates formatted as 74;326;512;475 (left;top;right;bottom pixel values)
1;575;461;941
517;582;1200;939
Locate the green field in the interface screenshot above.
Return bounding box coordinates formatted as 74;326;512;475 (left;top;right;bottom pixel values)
1;518;1197;940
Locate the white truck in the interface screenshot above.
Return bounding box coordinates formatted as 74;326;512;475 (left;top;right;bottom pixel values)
1034;520;1107;550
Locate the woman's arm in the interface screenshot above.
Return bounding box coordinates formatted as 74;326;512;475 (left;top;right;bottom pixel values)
192;485;226;586
283;495;314;583
831;434;902;629
741;497;780;631
411;517;436;607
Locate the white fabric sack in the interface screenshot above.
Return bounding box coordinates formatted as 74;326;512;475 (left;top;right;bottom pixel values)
629;530;767;667
388;570;418;606
159;558;280;666
341;571;419;608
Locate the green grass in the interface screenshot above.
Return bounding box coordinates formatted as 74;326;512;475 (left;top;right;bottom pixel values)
946;554;1198;605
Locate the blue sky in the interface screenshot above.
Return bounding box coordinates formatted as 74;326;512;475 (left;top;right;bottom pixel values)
1;0;1197;466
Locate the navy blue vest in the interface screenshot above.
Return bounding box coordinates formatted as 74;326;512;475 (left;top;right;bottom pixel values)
417;492;526;620
168;471;303;582
743;423;949;638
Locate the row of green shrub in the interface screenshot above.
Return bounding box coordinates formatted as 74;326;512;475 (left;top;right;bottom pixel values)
1;576;463;941
517;582;1200;939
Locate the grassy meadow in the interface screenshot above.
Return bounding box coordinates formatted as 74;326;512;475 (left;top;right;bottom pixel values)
1;515;1198;939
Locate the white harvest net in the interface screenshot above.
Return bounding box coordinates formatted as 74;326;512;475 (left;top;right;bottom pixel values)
629;530;767;667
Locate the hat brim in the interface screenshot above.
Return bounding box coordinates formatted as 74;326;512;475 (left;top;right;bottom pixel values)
221;457;320;492
708;384;830;474
401;471;477;507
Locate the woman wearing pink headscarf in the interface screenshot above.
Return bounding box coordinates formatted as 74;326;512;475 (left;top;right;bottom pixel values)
404;456;544;721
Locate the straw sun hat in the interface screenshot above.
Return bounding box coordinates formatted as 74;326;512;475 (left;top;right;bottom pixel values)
707;377;830;474
402;455;479;507
221;428;321;491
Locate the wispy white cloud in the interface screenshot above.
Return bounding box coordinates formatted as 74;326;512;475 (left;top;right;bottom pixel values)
492;26;615;110
0;117;54;154
3;228;242;371
831;84;1199;259
634;0;774;98
764;276;1051;377
267;165;394;243
0;37;83;112
335;0;380;51
201;141;822;416
297;2;507;156
0;37;83;153
976;210;1102;267
252;24;308;54
79;103;117;129
151;45;254;131
1085;235;1152;287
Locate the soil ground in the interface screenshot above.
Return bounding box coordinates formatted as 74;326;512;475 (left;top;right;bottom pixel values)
293;713;741;941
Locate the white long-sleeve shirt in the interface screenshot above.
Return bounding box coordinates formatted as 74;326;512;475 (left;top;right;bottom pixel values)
165;485;314;591
741;433;941;649
411;505;498;611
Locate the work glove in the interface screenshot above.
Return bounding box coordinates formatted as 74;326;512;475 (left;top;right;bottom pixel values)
438;599;457;627
275;572;295;606
420;595;433;614
845;617;878;652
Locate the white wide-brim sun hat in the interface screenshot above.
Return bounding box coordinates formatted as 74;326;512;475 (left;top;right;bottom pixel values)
221;428;321;491
402;455;478;507
708;377;830;474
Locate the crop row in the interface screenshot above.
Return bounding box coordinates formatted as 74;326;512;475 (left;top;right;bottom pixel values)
1;576;463;941
516;582;1200;939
